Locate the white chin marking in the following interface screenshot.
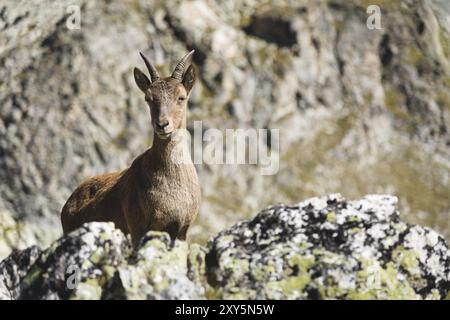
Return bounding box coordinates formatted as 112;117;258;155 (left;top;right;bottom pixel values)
158;133;171;140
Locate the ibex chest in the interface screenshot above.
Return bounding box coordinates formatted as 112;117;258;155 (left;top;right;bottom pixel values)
142;164;200;226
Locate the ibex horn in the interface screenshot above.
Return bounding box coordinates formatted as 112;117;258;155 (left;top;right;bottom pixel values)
171;50;195;81
139;51;160;82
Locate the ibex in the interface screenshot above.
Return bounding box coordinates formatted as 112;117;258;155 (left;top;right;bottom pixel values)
61;51;201;245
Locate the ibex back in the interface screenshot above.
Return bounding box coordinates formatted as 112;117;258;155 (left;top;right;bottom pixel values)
61;51;201;245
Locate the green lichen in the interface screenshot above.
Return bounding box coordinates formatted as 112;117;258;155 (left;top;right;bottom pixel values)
88;251;102;264
326;211;337;223
439;28;450;58
392;246;419;271
267;272;311;298
223;287;256;300
205;286;223;299
71;279;102;300
383;85;408;120
347;227;362;235
102;265;116;279
351;259;420;299
436;89;450;112
222;257;250;285
288;254;315;271
446;291;450;300
317;275;347;299
187;244;207;283
349;214;362;222
251;264;277;282
22;265;42;288
405;46;425;67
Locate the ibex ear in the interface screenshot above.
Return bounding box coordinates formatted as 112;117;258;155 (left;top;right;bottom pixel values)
134;67;151;93
182;64;196;94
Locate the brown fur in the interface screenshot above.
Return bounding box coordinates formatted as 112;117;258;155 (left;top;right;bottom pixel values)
61;53;200;245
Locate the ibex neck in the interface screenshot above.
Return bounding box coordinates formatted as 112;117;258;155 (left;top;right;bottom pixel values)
148;129;192;166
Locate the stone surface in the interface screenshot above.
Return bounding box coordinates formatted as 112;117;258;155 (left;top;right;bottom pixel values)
0;222;205;300
0;195;449;300
0;0;449;259
206;194;450;299
0;245;41;299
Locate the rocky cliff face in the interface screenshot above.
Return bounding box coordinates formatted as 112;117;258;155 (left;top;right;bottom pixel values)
1;195;449;300
0;0;449;258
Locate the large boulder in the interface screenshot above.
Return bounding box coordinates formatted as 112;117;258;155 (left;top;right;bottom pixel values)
206;194;450;299
0;195;449;300
0;223;205;299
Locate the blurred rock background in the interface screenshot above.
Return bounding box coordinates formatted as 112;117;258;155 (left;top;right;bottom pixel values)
0;0;449;259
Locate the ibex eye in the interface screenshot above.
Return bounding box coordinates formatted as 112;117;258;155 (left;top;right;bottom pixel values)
178;96;186;102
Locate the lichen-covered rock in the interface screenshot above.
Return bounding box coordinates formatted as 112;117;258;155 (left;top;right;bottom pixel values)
19;222;130;300
104;232;205;299
0;222;205;300
0;195;449;299
0;246;41;299
206;194;450;299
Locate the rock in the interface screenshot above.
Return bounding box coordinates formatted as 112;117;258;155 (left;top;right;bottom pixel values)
0;222;205;299
0;246;41;299
0;195;449;300
103;231;205;300
18;222;130;300
206;194;450;299
1;0;450;260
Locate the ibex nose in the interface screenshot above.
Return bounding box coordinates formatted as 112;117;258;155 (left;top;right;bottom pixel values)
156;121;169;130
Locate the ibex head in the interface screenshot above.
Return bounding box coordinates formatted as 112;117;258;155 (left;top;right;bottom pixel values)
134;50;196;140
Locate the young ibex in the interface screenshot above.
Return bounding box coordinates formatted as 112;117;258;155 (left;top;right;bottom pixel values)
61;51;201;245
